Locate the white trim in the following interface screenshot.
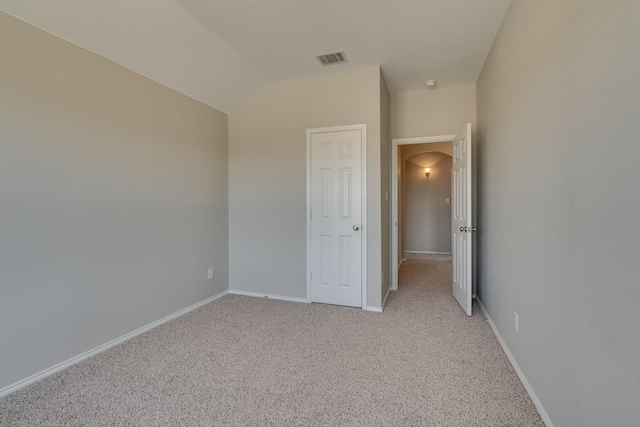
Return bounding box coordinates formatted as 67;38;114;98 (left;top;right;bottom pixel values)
477;299;553;427
382;286;391;309
391;135;456;291
0;290;229;398
405;250;452;255
306;124;368;309
364;306;383;313
228;289;310;304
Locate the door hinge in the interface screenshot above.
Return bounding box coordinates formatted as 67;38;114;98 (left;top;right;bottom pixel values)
310;272;313;281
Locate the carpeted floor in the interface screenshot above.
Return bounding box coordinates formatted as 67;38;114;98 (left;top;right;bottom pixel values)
0;256;543;426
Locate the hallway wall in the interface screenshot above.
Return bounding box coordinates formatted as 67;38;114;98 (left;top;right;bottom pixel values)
403;156;452;254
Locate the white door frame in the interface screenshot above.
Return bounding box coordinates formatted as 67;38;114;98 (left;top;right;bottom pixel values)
307;124;368;309
391;135;456;291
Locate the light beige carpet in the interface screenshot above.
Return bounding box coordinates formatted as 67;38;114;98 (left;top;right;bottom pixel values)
0;256;543;426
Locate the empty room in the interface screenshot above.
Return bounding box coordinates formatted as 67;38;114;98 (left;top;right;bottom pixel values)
1;1;639;426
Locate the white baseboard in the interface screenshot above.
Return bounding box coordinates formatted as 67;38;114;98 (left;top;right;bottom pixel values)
382;286;391;310
228;289;310;304
229;289;384;311
0;290;229;398
405;251;452;255
476;299;553;427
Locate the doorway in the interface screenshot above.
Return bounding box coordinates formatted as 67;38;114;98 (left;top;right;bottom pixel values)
403;150;453;257
391;125;474;315
391;135;456;291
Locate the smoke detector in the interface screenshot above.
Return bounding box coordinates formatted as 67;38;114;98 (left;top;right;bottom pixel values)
425;80;437;88
316;51;348;66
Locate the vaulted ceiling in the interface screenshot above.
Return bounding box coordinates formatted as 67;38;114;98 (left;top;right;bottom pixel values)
0;0;510;112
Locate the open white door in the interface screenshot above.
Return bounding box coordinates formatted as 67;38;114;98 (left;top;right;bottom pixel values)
452;123;473;316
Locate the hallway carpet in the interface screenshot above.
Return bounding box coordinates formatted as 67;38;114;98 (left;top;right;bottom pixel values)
1;256;543;426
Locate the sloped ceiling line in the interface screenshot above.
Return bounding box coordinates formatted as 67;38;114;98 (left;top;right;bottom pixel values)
0;0;510;112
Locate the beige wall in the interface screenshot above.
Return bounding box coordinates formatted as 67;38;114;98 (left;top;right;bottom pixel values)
0;12;229;391
477;1;640;425
229;66;385;308
390;85;476;139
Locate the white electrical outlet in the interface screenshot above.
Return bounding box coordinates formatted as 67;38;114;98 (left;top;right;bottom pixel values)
208;268;214;280
514;312;519;332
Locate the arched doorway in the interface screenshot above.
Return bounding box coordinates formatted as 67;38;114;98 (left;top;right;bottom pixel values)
403;151;453;257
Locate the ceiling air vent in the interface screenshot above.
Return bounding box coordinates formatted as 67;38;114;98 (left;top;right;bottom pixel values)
316;51;348;66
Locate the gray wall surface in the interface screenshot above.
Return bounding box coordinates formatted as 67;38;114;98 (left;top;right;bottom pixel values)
229;67;384;308
0;12;229;391
404;156;452;253
477;1;640;425
389;85;476;140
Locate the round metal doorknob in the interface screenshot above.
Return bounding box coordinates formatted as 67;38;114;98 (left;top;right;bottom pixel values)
471;227;477;232
353;225;360;231
460;226;466;232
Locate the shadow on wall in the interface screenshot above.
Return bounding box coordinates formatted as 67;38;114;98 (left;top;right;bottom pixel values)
403;151;452;254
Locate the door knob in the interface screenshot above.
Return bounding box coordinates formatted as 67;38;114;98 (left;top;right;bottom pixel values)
471;227;477;232
353;225;360;231
459;226;466;232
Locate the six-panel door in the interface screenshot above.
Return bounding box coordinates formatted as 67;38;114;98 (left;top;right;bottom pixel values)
452;123;472;316
310;129;363;307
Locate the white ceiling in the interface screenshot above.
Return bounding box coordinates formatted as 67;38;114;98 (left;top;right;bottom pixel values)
0;0;510;112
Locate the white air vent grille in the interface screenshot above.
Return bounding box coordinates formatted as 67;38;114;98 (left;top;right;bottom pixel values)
316;51;348;66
